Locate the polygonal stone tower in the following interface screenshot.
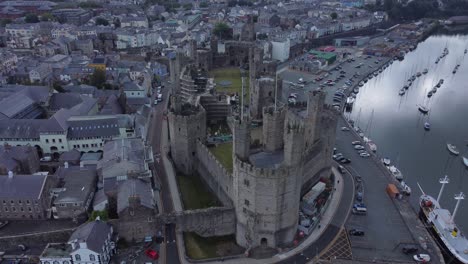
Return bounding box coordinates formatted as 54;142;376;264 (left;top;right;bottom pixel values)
168;95;207;175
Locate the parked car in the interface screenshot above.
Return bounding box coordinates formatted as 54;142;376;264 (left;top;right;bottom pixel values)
154;99;158;105
413;254;430;263
145;249;159;260
402;246;418;254
340;158;351;164
349;229;365;236
351;141;361;145
354;145;365;150
341;127;350;131
333;154;344;160
360;152;370;157
40;156;52;162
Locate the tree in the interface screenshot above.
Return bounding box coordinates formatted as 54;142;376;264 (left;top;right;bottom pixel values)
0;19;11;27
25;14;39;23
183;3;193;10
40;13;54;22
89;210;109;221
330;12;338;20
200;1;209;7
213;22;232;40
96;17;109;26
90;68;107;89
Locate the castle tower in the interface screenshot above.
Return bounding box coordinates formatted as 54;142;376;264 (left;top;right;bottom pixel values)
262;107;285;152
168;95;207;175
233;118;250;161
304;90;326;151
250;77;282;119
284;120;306;166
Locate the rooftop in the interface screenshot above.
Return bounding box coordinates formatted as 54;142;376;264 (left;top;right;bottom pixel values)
40;243;72;258
249;151;284;169
0;173;48;200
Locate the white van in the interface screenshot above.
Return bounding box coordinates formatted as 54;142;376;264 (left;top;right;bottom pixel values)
352;207;367;215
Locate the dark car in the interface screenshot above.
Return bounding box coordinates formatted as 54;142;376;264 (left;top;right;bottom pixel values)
402;246;419;254
349;229;365;236
340;158;351;164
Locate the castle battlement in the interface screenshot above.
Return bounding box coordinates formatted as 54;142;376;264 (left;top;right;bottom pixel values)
234;156;299;179
196;140;232;177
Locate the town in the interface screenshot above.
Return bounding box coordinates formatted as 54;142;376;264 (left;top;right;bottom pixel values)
0;0;467;263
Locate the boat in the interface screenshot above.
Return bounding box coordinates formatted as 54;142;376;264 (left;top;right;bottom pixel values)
465;49;467;54
423;68;428;74
388;165;403;180
403;85;409;90
432;87;437;93
399;89;405;96
424;122;431;131
463;157;468;168
427;91;433;97
418;105;429;114
447;144;460;155
440;79;444;84
416;72;421;77
419;177;468;264
382;157;391;166
401;181;411;195
367;141;377;152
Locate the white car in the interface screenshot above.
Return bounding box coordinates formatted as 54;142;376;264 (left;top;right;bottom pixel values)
154;99;158;105
354;145;365;150
40;156;52;162
413;254;431;263
360;152;370;157
341;127;350;131
289;93;298;98
352;141;361;145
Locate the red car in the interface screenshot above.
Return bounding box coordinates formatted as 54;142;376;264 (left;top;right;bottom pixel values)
145;249;159;260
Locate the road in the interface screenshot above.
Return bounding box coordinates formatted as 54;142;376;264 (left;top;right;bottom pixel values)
148;80;181;264
335;117;417;262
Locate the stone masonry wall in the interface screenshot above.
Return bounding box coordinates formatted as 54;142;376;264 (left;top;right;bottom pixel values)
0;229;74;251
195;140;233;206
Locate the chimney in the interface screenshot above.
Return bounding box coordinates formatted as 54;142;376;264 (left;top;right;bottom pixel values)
64;162;69;169
8;171;13;179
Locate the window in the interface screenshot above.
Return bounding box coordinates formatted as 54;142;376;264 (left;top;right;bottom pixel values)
75;254;81;261
90;254;95;261
12;207;16;212
44;261;50;264
26;200;30;204
46;139;49;143
52;139;55;143
53;261;59;264
244;199;250;206
59;139;62;143
4;207;7;212
244;179;250;187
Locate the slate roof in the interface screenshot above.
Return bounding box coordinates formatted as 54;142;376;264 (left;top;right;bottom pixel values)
54;166;96;204
0;173;48;199
67;116;120;139
117;179;154;213
0;145;36;172
68;220;112;253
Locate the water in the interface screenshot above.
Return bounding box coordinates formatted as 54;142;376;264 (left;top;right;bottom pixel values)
346;34;468;233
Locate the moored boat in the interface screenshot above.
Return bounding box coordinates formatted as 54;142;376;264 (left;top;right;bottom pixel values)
423;68;428;74
418;105;429;114
382;157;391;166
424;122;431;131
427;91;433;97
463;157;468;168
447;143;460;155
389;165;403;180
399;89;405;96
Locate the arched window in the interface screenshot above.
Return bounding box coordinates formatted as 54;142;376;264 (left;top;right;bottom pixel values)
53;261;59;264
44;261;50;264
89;254;95;261
75;254;81;261
63;261;70;264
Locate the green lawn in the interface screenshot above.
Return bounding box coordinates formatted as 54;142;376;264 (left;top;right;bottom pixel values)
211;68;250;104
177;174;221;210
184;232;244;260
208;143;233;173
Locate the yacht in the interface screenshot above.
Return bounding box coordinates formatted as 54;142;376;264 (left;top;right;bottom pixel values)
367;141;377;152
403;85;409;90
463;157;468;168
419;177;468;264
447;143;460;155
427;91;433;97
416;72;422;77
418;105;429;114
399;89;406;96
381;157;391;166
432;87;438;93
424;122;431;131
423;68;428;74
389;165;403;180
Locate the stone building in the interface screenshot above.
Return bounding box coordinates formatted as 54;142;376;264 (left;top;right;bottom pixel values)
0;144;40;175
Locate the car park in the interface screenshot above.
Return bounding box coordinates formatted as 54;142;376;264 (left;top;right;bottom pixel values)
349;229;365;236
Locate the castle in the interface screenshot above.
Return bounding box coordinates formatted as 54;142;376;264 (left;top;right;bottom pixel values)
166;30;338;250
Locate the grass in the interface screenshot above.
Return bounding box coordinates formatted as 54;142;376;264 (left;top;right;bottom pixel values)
208;143;233;173
177;174;221;210
184;232;244;260
210;68;250;104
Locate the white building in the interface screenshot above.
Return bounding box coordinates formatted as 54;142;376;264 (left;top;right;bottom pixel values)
271;38;290;62
6;23;40;38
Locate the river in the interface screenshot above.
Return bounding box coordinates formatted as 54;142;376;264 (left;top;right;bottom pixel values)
345;33;468;233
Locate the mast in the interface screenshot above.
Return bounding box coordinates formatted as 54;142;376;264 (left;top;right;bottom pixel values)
241;76;244;120
451;192;465;222
437;175;449;203
274;72;277;112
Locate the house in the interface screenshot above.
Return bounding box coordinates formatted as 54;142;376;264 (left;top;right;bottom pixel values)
88;56;106;71
0;144;40;175
68;219;115;264
73;39;94;56
116;179;156;241
121;16;149;28
51;24;77;39
52;9;93;26
52;164;97;220
122;81;146;98
0;50;18;74
29;63;52;83
0;172;56;220
258;13;281;27
271;38;290;62
5;23;40;38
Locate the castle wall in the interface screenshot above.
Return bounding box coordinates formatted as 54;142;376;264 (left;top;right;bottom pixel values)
233;158;302;248
250;77;282;119
195;140;233;207
168;107;206;175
